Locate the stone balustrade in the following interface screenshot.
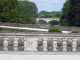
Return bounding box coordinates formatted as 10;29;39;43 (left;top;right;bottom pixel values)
0;33;80;52
3;38;8;51
53;38;58;52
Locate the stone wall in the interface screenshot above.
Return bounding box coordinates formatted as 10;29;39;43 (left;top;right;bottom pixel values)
0;22;49;29
49;26;80;31
0;22;80;31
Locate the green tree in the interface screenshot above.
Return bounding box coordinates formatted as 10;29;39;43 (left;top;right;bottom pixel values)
60;0;70;26
49;20;59;25
38;20;47;24
0;0;22;23
0;0;38;24
19;1;38;24
60;0;80;27
38;11;62;18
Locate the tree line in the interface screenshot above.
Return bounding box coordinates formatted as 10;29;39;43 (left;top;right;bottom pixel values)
60;0;80;27
0;0;38;24
38;11;62;18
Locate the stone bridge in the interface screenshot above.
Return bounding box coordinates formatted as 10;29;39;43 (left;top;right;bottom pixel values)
0;33;80;52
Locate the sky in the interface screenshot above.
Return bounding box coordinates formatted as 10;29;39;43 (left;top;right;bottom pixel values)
20;0;66;12
26;0;66;12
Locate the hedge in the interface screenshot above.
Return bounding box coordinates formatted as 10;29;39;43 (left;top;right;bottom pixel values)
48;28;62;33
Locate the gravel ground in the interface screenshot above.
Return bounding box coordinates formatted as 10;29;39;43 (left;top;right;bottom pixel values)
0;51;80;60
0;54;80;60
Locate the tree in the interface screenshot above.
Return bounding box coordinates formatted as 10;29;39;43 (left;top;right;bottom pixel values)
60;0;70;26
38;20;47;24
0;0;22;23
0;0;38;24
0;0;21;23
38;11;62;18
19;1;38;24
49;20;59;25
60;0;80;27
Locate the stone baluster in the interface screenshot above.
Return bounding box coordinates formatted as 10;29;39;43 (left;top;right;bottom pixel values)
53;38;58;52
62;38;67;52
3;38;8;51
72;39;77;52
43;38;47;51
24;38;27;51
35;40;38;51
14;38;18;51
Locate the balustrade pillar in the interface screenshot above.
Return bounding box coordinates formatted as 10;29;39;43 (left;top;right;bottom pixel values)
43;38;47;51
35;40;38;51
72;39;77;52
14;38;18;51
62;39;67;52
3;38;8;51
24;38;27;51
53;38;57;52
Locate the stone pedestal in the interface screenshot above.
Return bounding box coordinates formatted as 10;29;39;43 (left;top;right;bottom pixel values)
63;39;67;52
3;38;8;51
53;38;57;52
14;38;18;51
24;38;27;51
72;39;77;52
43;38;47;51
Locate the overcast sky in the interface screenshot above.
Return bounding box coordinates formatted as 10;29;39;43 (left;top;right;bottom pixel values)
27;0;66;12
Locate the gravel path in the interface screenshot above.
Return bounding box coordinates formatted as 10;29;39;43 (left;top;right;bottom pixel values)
0;51;80;60
0;54;80;60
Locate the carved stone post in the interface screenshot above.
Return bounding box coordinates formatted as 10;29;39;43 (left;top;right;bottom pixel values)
72;39;77;52
63;38;67;52
43;38;47;51
3;38;8;51
14;38;18;51
35;39;38;51
53;38;57;52
24;38;27;51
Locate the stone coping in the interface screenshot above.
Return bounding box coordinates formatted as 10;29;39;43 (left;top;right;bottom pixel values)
0;51;80;55
0;33;80;38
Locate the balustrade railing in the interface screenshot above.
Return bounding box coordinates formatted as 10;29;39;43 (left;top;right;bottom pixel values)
0;33;80;52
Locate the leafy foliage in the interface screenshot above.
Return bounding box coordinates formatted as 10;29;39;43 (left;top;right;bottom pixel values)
19;1;38;24
0;0;22;23
38;20;47;24
60;0;80;27
38;11;62;18
0;0;38;24
49;20;59;25
71;31;79;33
48;28;62;33
0;28;3;31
